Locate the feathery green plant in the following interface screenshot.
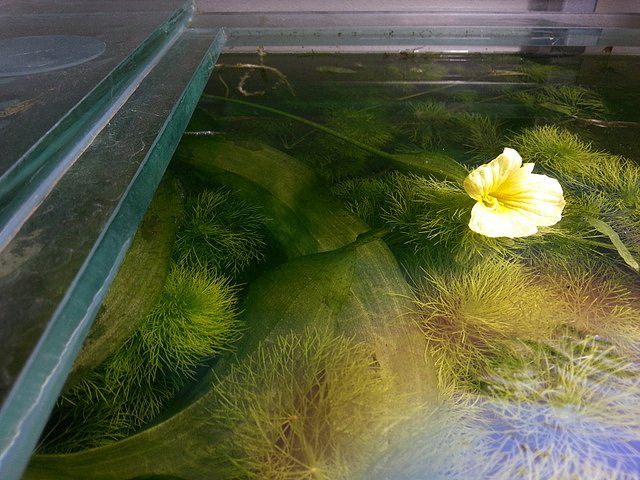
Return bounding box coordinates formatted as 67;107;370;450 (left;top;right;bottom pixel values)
541;258;640;344
325;107;396;152
509;85;609;122
412;257;562;389
174;189;267;278
512;125;640;204
456;113;505;158
512;126;640;270
380;173;514;264
39;265;241;453
208;326;397;480
404;100;457;149
538;85;609;119
516;62;556;83
330;175;395;228
296;107;397;181
476;334;640;479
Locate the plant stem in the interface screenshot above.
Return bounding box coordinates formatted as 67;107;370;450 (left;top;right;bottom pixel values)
202;94;469;183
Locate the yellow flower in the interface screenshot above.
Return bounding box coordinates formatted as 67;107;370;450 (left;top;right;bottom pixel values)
463;148;565;238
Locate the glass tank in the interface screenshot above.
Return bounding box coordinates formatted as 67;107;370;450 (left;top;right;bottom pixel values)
2;1;640;479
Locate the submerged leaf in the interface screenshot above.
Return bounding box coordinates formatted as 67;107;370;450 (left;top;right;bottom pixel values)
229;235;436;401
584;215;640;271
176;136;369;258
27;141;434;480
26;238;433;480
316;66;358;74
201;95;469;182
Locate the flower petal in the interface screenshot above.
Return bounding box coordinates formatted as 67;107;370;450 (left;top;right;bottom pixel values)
468;202;539;238
496;173;566;227
463;148;522;201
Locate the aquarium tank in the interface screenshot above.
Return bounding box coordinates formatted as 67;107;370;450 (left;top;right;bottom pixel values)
2;1;640;479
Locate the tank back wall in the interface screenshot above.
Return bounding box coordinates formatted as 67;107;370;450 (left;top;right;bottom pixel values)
194;0;640;53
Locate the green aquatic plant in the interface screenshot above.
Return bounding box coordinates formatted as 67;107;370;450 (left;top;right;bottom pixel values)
300;107;397;180
511;125;596;183
450;88;481;102
487;188;640;276
516;62;556;83
65;176;184;389
400;178;473;246
404;100;458;149
541;258;640;344
208;326;397;480
321;108;394;151
202;95;469;183
134;265;241;372
538;85;609;119
330;169;487;265
509;85;609;123
383;174;470;239
508;88;538;106
410;100;454;122
381;173;515;264
328;142;631;271
39;265;241;453
413;257;562;389
174;189;267;277
25;144;431;479
512;125;640;207
330;175;395;228
476;334;640;479
456;113;504;158
511;126;640;270
481;334;637;404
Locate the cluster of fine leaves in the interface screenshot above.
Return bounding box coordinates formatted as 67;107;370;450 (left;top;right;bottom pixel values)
174;189;267;278
39;188;268;453
208;327;395;480
40;266;241;453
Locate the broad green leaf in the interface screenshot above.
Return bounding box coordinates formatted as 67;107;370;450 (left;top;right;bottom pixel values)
221;233;436;401
26;235;434;480
26;141;435;479
175;135;369;259
64;176;184;390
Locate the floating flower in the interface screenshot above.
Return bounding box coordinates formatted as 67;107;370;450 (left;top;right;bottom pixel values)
463;148;565;238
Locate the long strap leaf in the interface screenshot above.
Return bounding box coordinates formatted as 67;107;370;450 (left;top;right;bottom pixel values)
202;94;469;183
584;215;639;271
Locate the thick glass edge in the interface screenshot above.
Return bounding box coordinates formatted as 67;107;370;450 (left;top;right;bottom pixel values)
0;0;195;249
0;26;227;480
